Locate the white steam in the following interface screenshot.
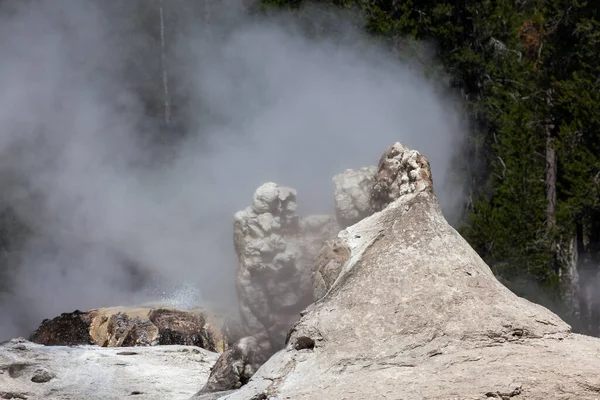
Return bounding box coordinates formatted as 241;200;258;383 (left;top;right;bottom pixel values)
0;0;466;340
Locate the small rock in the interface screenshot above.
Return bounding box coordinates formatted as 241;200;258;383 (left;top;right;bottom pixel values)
194;336;263;396
30;370;55;383
0;392;28;399
293;336;315;351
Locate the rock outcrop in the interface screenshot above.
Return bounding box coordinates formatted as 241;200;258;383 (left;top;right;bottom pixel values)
215;143;600;400
333;166;376;228
370;141;433;211
313;142;433;298
0;338;218;400
234;182;339;357
30;306;232;352
193;337;262;397
28;309;94;346
331;142;432;229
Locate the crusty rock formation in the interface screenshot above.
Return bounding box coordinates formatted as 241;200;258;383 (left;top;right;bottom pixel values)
218;143;600;400
29;309;94;346
193;336;262;396
331;143;432;230
234;182;339;357
370;141;433;211
313;142;433;299
0;337;218;400
333;166;376;228
30;306;231;352
89;308;159;347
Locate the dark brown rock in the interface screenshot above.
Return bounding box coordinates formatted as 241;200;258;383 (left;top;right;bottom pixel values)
193;336;263;397
29;310;93;346
29;306;235;352
293;336;315;351
149;308;216;351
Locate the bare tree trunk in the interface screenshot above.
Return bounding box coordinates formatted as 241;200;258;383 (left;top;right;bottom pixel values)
545;127;557;235
545;91;558;280
589;214;600;335
159;0;170;126
558;235;580;319
544;89;580;318
577;222;591;332
545;88;557;237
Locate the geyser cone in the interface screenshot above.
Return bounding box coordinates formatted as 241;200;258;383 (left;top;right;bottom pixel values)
225;143;600;400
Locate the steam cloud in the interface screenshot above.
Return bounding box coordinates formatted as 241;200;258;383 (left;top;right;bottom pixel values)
0;0;466;340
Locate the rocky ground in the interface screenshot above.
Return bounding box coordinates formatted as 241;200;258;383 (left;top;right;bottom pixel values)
0;305;240;399
0;338;219;400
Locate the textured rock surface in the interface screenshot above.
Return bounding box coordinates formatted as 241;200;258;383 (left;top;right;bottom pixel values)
217;144;600;400
89;308;159;347
30;306;230;352
193;337;262;396
333;166;376;228
29;310;94;346
370;141;433;211
313;142;434;298
0;338;218;400
331;142;432;230
311;237;351;300
234;182;339;357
